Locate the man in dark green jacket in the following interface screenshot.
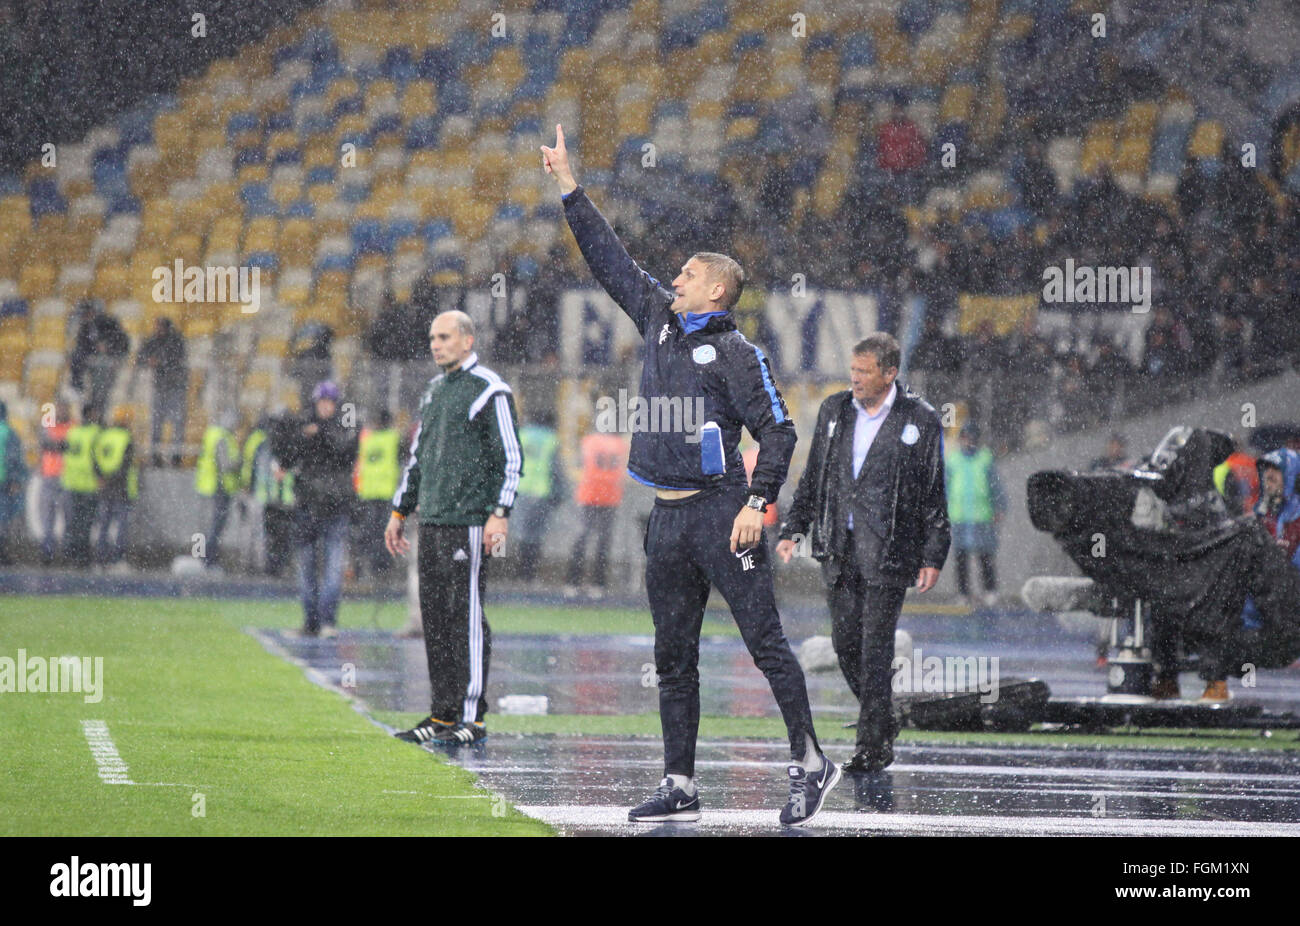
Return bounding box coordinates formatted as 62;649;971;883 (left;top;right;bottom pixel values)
385;310;522;746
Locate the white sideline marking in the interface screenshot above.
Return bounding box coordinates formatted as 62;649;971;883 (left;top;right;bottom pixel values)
515;805;1300;837
82;720;135;785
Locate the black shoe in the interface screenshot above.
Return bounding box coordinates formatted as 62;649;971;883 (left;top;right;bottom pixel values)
151;453;165;467
780;757;841;826
843;743;895;774
430;721;487;746
628;778;701;823
394;715;454;743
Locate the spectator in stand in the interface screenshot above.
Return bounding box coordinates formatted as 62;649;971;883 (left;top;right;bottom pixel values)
287;322;335;410
564;428;628;600
363;290;423;415
524;244;572;363
1141;310;1189;386
1088;338;1134;419
1057;352;1093;432
37;399;71;565
1014;139;1059;220
908;313;965;409
0;400;29;566
135;317;188;466
70;301;130;420
875;97;927;202
1218;313;1251;382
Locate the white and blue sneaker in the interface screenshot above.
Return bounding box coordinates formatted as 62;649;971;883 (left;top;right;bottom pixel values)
628;778;701;823
780;758;841;827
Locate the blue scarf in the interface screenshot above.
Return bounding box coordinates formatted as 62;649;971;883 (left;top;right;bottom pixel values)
675;310;729;334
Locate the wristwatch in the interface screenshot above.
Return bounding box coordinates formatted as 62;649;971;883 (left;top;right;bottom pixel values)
492;506;510;519
744;494;768;513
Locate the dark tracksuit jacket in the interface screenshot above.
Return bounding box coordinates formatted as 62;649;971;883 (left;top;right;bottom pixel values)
392;353;522;723
564;186;816;776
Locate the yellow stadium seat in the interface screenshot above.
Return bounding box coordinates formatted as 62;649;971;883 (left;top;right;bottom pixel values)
1114;135;1152;175
243;217;278;253
304;141;336;170
279;219;316;263
326;77;361;110
19;263;56;301
940;85;975;123
1122;101;1160;138
92;264;129;302
401;82;437;120
1188;120;1225;159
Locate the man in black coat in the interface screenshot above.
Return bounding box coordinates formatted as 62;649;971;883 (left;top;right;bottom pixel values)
280;380;358;637
778;333;950;773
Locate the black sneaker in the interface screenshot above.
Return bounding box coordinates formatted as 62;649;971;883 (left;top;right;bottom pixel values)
780;758;841;827
627;778;701;823
431;721;487;746
843;743;895;774
394;716;454;743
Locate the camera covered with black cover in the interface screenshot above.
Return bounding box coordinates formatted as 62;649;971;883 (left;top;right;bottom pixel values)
1027;426;1300;672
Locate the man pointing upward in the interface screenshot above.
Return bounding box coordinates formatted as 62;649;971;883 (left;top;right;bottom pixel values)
542;125;839;826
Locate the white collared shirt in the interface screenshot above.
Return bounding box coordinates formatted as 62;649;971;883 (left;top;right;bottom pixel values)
848;382;896;530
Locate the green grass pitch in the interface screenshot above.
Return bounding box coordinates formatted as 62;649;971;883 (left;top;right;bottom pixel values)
5;594;1296;837
1;596;550;836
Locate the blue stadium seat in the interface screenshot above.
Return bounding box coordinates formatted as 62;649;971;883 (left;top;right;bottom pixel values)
389;218;418;242
422;220;453;244
1;298;29;320
108;195;140;216
384;47;416;83
245;251;279;272
271;147;302;167
306;166;336;186
234;146;266;170
27;181;66;219
284;200;315;219
316;252;354;273
227;112;261;139
405;116;441;149
266;110;294;133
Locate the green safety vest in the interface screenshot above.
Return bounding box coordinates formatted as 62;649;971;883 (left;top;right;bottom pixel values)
946;447;995;524
61;423;101;494
93;426;138;500
1213;460;1230;497
356;428;401;501
195;425;239;496
256;468;295;507
241;429;266;491
0;422;9;484
517;425;557;499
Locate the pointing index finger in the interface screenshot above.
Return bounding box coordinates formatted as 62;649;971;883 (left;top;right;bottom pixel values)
556;123;565;148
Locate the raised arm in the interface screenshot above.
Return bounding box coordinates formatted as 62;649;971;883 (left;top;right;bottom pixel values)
541;124;672;335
